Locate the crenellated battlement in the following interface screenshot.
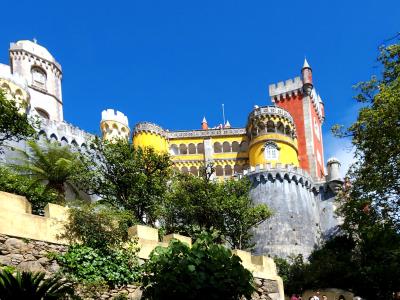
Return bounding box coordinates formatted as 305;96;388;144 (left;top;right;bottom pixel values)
268;76;303;101
133;121;167;137
246;163;314;189
0;190;283;289
101;109;129;127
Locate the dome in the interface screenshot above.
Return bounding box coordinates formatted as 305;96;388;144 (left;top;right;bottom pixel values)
10;40;57;64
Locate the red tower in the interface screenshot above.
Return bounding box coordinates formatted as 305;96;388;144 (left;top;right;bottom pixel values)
268;59;325;180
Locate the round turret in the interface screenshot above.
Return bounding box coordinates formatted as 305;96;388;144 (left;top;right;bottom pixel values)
9;40;63;121
100;109;130;141
132;122;168;152
246;105;299;167
326;157;341;181
301;58;313;96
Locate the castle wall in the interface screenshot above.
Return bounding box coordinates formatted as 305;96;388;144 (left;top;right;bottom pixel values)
249;168;321;258
0;191;285;300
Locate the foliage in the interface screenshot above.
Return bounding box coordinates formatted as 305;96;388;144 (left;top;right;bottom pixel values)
141;232;255;300
0;269;74;299
326;39;400;300
55;243;141;287
11;140;83;205
0;89;36;153
0;166;57;214
162;164;272;249
333;40;400;229
56;202;141;287
74;138;172;225
59;202;135;250
274;255;309;296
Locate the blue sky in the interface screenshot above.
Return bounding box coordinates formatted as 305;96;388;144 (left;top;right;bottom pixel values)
1;0;399;174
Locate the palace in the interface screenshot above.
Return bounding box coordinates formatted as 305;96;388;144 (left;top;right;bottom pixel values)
0;40;343;258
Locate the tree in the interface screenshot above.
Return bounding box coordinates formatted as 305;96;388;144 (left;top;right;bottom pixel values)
0;89;36;153
0;269;74;299
141;233;255;300
55;203;141;288
75;139;172;225
0;166;57;214
162;164;272;249
274;255;309;297
11;140;83;205
333;40;400;229
322;39;400;299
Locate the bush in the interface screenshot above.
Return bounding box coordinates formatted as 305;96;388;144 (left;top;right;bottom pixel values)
55;243;141;287
56;203;141;288
0;166;57;214
141;232;255;300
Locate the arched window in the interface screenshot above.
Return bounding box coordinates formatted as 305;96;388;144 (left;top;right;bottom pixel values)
285;125;292;137
170;144;179;155
38;130;47;142
266;121;275;133
277;122;284;134
214;142;222;153
215;165;224;176
240;141;248;152
264;142;279;160
35;107;50;119
1;83;11;96
189;166;198;176
71;140;78;148
49;133;58;142
224;165;233;176
188;143;196;154
179;144;188;155
31;66;47;89
181;166;189;174
197;143;204;154
60;137;68;146
232;141;240;152
222;141;231;153
234;165;242;174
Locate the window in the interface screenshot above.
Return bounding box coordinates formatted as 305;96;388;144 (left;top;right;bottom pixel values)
264;142;279;160
31;67;47;89
35;107;50;119
314;118;320;140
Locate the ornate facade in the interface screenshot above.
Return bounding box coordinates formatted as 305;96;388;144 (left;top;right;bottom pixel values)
0;40;342;258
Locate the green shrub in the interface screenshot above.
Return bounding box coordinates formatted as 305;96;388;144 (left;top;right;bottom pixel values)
0;166;57;214
55;243;141;287
142;232;255;300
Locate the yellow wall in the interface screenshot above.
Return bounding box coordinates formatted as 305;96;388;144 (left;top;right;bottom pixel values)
249;133;299;167
100;120;130;142
0;78;30;114
133;132;168;152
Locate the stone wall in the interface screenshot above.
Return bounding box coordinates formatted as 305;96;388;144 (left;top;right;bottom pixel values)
0;191;285;299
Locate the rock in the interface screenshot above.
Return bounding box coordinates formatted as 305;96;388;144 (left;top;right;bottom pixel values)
38;257;49;265
5;238;26;250
24;254;36;261
0;255;11;265
18;261;45;273
130;289;143;300
47;261;60;273
9;253;24;264
254;278;263;287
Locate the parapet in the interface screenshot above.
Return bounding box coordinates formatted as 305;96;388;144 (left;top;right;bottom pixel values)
133;122;167;138
101;109;129;127
0;190;283;284
0;191;68;244
269;76;303;101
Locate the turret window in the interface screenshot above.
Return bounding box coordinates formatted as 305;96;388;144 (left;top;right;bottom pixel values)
264;142;280;161
31;66;47;89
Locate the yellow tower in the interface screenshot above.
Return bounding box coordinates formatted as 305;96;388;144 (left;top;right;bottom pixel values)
100;109;130;142
132;122;168;153
246;106;299;167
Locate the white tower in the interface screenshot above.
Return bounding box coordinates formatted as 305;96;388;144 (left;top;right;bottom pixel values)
100;109;130;141
9;40;63;121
